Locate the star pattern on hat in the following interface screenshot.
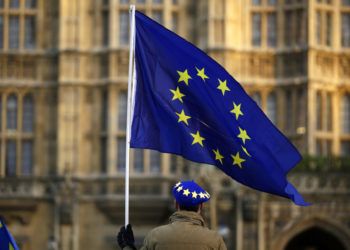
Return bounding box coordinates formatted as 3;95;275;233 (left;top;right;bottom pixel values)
172;181;210;206
183;189;190;196
192;191;198;198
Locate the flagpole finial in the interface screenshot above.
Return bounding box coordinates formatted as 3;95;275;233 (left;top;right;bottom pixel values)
129;4;135;13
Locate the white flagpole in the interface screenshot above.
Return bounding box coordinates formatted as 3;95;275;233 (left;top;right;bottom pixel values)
125;4;136;226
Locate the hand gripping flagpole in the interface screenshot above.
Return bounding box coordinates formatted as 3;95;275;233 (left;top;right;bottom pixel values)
125;4;136;226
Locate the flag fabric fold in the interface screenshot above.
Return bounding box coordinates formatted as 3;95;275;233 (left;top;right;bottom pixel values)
0;218;20;250
130;11;308;206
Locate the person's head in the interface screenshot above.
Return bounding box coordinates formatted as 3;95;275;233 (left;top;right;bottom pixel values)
175;202;203;213
172;180;210;213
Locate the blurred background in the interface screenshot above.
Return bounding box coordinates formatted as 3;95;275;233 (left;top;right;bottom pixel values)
0;0;349;249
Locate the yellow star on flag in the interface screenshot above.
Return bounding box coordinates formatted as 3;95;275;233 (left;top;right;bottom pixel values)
170;87;185;103
176;109;191;125
196;67;209;82
237;127;251;144
230;102;243;120
190;131;205;147
217;79;230;96
231;152;246;169
213;149;224;164
9;243;14;250
183;189;190;196
241;146;251;157
177;69;192;85
192;191;198;198
177;186;183;192
199;192;205;198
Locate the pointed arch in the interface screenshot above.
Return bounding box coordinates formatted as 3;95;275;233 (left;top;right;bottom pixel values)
6;94;17;130
22;93;35;132
273;215;350;250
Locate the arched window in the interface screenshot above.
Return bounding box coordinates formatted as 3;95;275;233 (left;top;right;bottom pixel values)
316;92;322;130
285;226;346;250
285;90;292;132
170;155;177;174
21;140;33;175
117;91;127;173
252;13;262;46
117;91;127;131
22;94;34;132
133;149;144;173
297;88;305;129
150;150;161;173
119;11;129;46
325;93;333;131
101;90;108;132
267;92;277;125
101;1;109;47
341;141;350;156
100;138;107;173
152;11;163;24
267;13;277;47
117;138;126;172
100;89;108;173
5;140;16;176
342;94;350;133
6;94;17;130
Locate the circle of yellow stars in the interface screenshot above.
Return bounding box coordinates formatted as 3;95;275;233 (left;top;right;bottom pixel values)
169;67;252;169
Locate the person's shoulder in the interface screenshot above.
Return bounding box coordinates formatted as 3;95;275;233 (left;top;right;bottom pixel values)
144;224;171;238
142;224;174;246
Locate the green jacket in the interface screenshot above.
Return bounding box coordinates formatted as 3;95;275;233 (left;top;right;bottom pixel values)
128;210;227;250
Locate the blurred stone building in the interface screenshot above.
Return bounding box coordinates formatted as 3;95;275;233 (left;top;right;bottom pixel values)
0;0;349;249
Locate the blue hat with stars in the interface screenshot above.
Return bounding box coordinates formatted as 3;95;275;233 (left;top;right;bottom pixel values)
172;180;210;206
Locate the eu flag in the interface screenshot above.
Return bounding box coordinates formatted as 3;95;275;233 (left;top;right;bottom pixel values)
130;11;308;206
0;219;20;250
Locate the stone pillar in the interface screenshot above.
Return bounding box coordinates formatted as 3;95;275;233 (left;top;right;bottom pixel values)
258;194;266;250
57;177;78;250
210;189;218;230
307;84;316;155
235;191;243;250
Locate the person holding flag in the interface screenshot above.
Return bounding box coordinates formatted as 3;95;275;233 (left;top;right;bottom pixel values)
117;180;227;250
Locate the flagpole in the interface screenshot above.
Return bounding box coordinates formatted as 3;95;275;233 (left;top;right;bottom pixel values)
125;4;136;226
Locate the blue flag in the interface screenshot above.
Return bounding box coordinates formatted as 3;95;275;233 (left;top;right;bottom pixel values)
130;11;308;206
0;219;20;250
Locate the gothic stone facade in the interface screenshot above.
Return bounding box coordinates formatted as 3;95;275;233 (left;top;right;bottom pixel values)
0;0;350;250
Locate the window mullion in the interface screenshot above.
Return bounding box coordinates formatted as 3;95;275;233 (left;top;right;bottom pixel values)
262;12;267;48
322;10;326;45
